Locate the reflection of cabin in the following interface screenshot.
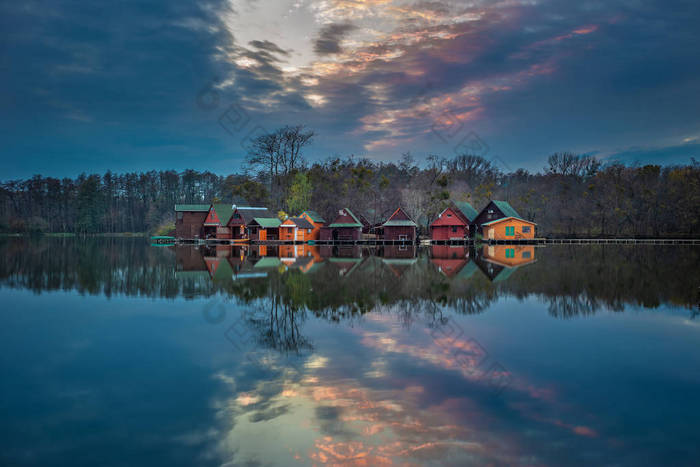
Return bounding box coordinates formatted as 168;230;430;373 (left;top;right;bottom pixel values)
381;244;417;277
320;208;363;241
175;204;209;239
280;217;316;242
430;244;469;277
299;210;326;240
481;217;536;241
175;245;207;272
430;206;469;241
228;207;273;239
476;244;536;281
203;204;235;240
481;245;536;267
381;208;417;242
247;217;281;241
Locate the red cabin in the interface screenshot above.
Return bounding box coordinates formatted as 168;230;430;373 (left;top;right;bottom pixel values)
381;207;417;242
203;204;235;240
430;207;469;241
319;208;363;241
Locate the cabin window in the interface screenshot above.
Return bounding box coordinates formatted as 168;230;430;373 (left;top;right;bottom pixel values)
506;248;515;258
522;226;531;233
176;212;183;220
446;213;452;217
488;209;494;214
522;251;531;258
505;226;515;236
451;226;457;233
307;229;311;233
234;213;241;219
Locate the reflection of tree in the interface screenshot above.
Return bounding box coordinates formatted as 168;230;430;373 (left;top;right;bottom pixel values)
547;295;602;318
245;296;312;355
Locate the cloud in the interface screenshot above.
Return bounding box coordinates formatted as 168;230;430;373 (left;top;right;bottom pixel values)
313;22;358;55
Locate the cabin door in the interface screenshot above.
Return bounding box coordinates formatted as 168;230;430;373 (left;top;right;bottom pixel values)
259;229;267;241
488;228;495;240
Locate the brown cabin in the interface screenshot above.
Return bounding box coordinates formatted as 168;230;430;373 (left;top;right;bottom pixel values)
381;208;417;242
203;204;235;239
280;217;315;242
299;210;326;240
247;217;281;241
472;200;522;235
319;208;363;241
228;206;274;239
430;206;469;241
175;204;209;239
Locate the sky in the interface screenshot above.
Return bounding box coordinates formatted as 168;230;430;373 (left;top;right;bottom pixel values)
1;0;699;179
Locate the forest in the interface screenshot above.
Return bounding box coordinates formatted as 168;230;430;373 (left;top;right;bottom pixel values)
1;125;699;237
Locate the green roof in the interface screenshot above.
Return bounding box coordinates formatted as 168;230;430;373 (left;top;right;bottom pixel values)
175;204;210;212
455;260;479;280
493;266;517;282
212;203;235;225
303;210;326;223
328;223;362;228
254;257;282;268
252;217;281;228
382;258;417;265
481;216;536;226
382;219;417;227
453;201;478;222
492;200;521;219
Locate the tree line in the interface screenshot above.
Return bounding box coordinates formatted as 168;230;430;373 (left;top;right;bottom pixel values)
1;125;699;236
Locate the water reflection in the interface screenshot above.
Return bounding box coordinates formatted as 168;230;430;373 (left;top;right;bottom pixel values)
1;237;700;465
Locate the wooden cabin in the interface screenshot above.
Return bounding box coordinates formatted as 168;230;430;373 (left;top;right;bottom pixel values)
247;217;281;241
228;206;274;239
299;210;326;240
472;200;522;235
430;206;469;241
279;217;316;242
381;207;417;242
203;204;235;240
174;204;209;239
319;208;363;241
481;216;536;240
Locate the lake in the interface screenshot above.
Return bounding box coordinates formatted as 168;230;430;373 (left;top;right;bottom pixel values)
1;238;699;466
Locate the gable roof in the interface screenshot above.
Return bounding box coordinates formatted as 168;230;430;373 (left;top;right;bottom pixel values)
209;204;235;225
232;207;274;223
491;200;521;219
249;217;282;228
430;206;469;226
302;210;326;223
452;201;478;222
175;204;210;212
382;207;417;227
481;216;537;226
329;208;363;228
289;217;315;229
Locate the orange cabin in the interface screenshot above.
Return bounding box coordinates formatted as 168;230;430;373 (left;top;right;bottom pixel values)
280;217;316;242
299;210;326;240
481;244;536;267
481;217;536;241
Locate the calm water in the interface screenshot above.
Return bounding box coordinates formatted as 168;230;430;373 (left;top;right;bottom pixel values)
1;238;699;466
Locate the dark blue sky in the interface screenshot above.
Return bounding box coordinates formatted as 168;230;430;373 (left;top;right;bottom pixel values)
2;0;699;179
